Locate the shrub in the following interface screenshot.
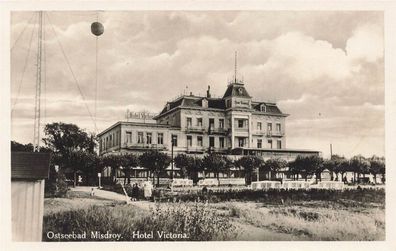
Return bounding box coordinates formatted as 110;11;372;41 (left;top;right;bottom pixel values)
151;188;385;205
45;167;68;198
43;202;237;241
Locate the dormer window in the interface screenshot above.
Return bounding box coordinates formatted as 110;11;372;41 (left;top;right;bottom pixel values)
166;103;170;111
202;99;208;108
260;104;266;112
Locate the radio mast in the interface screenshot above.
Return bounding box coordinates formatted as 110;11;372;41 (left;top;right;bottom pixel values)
33;11;43;152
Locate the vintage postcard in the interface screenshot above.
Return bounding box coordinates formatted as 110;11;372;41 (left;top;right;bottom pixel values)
1;1;396;251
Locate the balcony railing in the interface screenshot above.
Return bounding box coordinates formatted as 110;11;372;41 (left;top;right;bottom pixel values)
208;127;227;135
124;142;168;150
186;126;205;133
252;130;266;136
267;130;285;137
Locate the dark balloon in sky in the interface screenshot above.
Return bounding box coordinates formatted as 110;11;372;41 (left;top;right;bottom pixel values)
91;22;104;36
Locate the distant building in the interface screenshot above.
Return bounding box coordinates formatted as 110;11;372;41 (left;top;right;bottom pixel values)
98;79;320;161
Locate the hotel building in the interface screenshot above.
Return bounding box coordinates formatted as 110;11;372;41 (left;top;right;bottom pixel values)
98;79;319;161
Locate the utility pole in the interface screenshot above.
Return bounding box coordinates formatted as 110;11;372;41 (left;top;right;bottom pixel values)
330;143;333;160
33;11;43;152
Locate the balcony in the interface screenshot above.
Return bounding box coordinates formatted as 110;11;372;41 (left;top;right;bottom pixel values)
252;130;266;136
208;127;228;135
210;147;229;153
186;126;205;134
267;130;285;137
124;142;168;150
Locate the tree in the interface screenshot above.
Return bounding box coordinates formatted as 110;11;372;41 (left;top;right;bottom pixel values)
235;155;263;185
11;140;51;152
202;154;229;185
102;154;123;184
309;155;324;182
11;141;34;152
264;158;287;180
174;154;193;179
369;156;385;184
139;150;171;187
350;155;370;183
292;155;322;181
338;159;350;183
288;160;299;180
43;122;96;154
119;153;139;184
329;155;346;181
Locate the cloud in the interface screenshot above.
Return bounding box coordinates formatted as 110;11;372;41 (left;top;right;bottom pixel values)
346;23;383;62
10;11;384;157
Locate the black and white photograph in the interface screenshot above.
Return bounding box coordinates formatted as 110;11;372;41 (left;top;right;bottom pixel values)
2;1;396;250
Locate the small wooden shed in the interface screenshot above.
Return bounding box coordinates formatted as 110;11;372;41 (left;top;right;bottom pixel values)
11;152;50;241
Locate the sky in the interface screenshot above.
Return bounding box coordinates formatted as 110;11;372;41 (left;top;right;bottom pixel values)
10;11;384;158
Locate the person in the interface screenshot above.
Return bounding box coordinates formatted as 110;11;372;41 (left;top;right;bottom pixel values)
202;185;208;194
131;183;139;201
90;187;95;197
143;182;153;199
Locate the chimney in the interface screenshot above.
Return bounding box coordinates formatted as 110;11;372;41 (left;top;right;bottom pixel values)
206;85;211;98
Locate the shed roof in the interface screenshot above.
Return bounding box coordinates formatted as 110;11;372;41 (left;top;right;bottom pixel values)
11;152;50;180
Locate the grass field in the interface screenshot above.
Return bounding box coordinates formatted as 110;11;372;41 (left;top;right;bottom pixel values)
43;188;385;241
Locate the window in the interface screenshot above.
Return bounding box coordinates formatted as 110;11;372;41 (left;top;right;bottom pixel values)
238;119;244;128
257;139;262;148
109;134;113;147
276;123;281;132
209;137;215;147
219;137;225;148
172;135;178;147
277;140;282;149
226;99;231;108
157;133;164;145
209;118;215;128
257;122;262;131
219;119;224;128
197;118;203;127
187;135;192;147
146;133;152;144
267;123;272;132
126;131;132;143
138;132;144;144
197;136;203;147
187;117;192;127
268;139;273;149
238;137;245;147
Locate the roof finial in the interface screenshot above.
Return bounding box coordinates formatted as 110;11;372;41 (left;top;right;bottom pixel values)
234;51;237;83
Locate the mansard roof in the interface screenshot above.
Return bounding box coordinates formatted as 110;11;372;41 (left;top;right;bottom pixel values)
251;101;283;114
223;82;251;98
158;95;226;115
156;97;286;119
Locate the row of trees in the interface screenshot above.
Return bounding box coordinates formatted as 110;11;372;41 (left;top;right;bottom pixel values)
174;153;385;185
12;122;386;189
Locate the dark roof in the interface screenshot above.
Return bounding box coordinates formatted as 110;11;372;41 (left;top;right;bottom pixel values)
11;152;50;180
252;102;283;114
157;96;226;117
223;83;251;98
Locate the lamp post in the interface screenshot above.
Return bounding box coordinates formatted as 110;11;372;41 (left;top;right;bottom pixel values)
98;172;101;188
171;134;176;181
